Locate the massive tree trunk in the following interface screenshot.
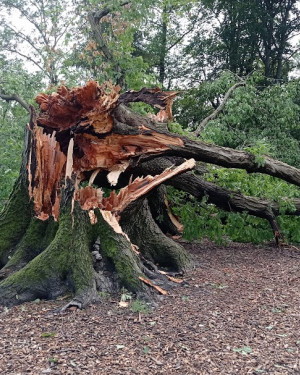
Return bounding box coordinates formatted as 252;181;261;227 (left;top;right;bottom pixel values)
0;80;299;308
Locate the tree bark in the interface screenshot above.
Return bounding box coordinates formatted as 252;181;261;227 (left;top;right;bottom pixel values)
1;81;300;308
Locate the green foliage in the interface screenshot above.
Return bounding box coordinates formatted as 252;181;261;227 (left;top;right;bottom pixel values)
130;299;151;314
176;71;300;168
168;122;189;135
41;332;56;338
0;58;42;210
129;102;154;116
168;163;300;244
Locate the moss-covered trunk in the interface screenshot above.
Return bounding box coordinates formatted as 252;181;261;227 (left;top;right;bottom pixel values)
3;79;299;309
0;157;186;308
121;198;191;272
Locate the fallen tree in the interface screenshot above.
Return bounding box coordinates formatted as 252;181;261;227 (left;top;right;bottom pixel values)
0;81;299;308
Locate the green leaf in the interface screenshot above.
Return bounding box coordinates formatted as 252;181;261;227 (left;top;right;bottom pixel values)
233;346;252;355
143;346;150;354
41;332;56;338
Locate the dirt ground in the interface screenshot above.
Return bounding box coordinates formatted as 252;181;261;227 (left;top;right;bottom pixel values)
1;240;300;375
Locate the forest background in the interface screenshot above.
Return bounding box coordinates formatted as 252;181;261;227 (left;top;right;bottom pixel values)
1;0;300;245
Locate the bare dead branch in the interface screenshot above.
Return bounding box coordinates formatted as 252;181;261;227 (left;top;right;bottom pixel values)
193;81;246;136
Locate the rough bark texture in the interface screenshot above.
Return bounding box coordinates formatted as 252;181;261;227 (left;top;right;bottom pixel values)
0;82;192;308
1;80;300;308
120;198;191;271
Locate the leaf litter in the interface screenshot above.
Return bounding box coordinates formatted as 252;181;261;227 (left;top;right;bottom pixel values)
0;240;300;374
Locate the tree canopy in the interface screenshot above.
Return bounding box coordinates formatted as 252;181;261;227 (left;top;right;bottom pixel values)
1;0;300;246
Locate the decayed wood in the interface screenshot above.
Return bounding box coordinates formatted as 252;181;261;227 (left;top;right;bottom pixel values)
72;131;183;172
29;82;188;221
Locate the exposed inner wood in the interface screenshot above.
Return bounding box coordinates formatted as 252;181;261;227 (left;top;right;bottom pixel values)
35;81;120;132
65;138;74;182
28;123;66;221
73;131;183;172
76;159;196;217
138;276;168;295
164;196;184;233
29;81;185;222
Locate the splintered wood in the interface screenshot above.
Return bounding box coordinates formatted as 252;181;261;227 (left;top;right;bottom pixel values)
30;81;189;222
35;81;120;132
164;196;184;233
76;159;196;219
28;125;66;221
72;130;183;172
138;276;168;295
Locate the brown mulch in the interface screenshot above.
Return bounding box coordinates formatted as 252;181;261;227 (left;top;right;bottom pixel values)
1;240;300;375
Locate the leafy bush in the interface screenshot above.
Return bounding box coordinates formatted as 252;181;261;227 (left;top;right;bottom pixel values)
168;164;300;244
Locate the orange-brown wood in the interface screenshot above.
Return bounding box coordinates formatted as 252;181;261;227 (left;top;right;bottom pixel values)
36;81;120;132
73;130;183;172
30;81;186;223
138;276;168;295
28;124;66;221
75;159;196;216
164;196;184;233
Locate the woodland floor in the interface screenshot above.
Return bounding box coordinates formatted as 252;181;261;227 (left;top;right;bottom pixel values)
1;240;300;375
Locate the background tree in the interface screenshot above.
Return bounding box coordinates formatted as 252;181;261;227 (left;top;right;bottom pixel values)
187;0;300;82
0;57;43;208
133;0;202;89
0;0;79;85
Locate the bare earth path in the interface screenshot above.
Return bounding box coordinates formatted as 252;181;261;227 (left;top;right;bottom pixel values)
1;240;300;375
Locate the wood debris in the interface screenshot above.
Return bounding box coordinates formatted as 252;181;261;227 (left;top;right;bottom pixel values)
138;276;168;295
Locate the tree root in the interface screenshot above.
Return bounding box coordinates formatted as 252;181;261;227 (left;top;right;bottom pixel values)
120;198;192;272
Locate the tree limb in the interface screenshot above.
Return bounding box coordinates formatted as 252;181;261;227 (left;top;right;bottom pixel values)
166;8;202;52
136;157;300;244
0;93;30;113
92;1;130;22
192;81;246;136
88;1;131;61
112;100;300;188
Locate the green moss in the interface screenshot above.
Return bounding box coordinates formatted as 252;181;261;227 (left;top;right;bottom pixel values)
0;177;31;262
0;193;99;307
95;210;143;292
121;200;191;272
5;218;58;269
0;198;145;305
115;258;141;290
